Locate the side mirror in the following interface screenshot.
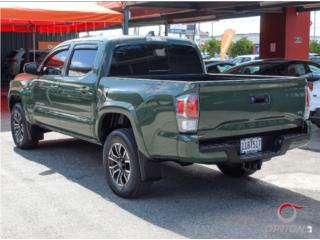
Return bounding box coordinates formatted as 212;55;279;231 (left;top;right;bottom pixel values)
23;62;38;75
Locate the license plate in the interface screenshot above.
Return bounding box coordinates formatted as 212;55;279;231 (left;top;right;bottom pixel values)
240;137;262;154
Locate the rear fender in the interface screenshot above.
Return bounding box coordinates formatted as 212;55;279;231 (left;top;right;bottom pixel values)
96;102;150;158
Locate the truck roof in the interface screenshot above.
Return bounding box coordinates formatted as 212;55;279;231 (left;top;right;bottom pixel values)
59;35;196;47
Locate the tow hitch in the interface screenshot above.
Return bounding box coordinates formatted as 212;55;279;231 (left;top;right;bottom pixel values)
244;160;262;171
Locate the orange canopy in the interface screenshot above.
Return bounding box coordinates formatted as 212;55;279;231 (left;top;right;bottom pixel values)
0;2;123;33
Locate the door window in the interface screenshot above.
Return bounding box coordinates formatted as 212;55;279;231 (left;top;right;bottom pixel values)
67;48;97;77
280;63;306;76
42;49;68;75
307;63;320;73
216;64;233;73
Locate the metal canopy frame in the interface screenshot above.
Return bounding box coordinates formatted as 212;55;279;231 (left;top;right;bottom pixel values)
118;1;320;34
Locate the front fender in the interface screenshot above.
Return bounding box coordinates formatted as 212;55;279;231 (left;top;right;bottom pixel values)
96;101;150;158
8;74;37;122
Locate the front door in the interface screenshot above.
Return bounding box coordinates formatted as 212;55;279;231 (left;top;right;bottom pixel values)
31;46;70;129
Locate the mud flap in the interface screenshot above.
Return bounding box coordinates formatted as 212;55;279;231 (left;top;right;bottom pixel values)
138;152;162;182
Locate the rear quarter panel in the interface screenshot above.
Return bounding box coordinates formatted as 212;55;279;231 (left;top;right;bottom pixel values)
96;77;195;160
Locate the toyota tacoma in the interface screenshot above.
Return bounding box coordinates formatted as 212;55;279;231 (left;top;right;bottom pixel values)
8;36;310;198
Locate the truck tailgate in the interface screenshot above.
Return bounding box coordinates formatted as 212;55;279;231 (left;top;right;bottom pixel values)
197;77;306;139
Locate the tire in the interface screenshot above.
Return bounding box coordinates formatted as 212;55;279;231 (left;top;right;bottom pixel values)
11;103;39;149
103;128;151;198
217;162;258;178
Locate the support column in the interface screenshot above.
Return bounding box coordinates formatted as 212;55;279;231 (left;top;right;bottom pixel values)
164;22;169;36
122;6;129;35
260;7;310;60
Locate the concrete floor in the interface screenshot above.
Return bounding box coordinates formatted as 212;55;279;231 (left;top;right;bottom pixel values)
1;102;320;238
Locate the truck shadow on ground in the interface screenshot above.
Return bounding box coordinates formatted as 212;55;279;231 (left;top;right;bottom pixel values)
13;137;320;238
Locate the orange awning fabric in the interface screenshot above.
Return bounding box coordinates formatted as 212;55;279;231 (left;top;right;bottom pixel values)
0;2;123;33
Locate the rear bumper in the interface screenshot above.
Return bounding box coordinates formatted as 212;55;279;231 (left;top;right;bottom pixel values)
177;121;310;164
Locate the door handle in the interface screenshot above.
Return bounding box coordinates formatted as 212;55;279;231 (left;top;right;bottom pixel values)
250;94;271;104
81;86;90;91
50;83;59;88
80;86;93;96
50;83;60;93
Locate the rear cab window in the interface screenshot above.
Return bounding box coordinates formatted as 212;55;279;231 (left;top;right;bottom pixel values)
109;43;203;76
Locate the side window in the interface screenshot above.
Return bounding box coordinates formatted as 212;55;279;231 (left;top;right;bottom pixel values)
68;48;97;77
308;64;320;73
207;65;218;73
280;63;306;76
238;65;259;74
216;64;233;73
42;49;68;75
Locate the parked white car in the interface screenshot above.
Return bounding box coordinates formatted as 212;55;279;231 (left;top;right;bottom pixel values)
232;54;259;65
308;75;320;127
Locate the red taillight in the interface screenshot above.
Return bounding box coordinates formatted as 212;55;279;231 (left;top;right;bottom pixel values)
176;94;199;133
307;82;314;91
186;95;198;118
177;99;185;114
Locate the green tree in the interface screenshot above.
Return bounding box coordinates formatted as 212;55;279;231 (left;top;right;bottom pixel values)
203;38;221;57
228;37;253;57
310;40;320;53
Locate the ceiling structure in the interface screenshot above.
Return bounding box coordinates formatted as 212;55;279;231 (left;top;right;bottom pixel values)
102;1;320;27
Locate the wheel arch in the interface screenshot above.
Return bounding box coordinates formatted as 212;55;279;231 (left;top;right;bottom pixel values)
96;107;150;158
8;92;22;111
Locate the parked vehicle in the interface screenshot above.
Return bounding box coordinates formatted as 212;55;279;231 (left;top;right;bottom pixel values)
309;53;320;64
201;52;210;60
226;59;320;127
8;36;310;198
205;61;235;73
232;54;259;65
3;49;48;78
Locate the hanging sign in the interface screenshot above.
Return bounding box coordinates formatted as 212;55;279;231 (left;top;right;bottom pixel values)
38;41;60;50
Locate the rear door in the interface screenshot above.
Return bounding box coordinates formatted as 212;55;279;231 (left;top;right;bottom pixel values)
197;77;306;139
54;43;99;137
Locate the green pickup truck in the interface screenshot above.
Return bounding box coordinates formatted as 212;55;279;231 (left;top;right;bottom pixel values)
8;36;310;198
